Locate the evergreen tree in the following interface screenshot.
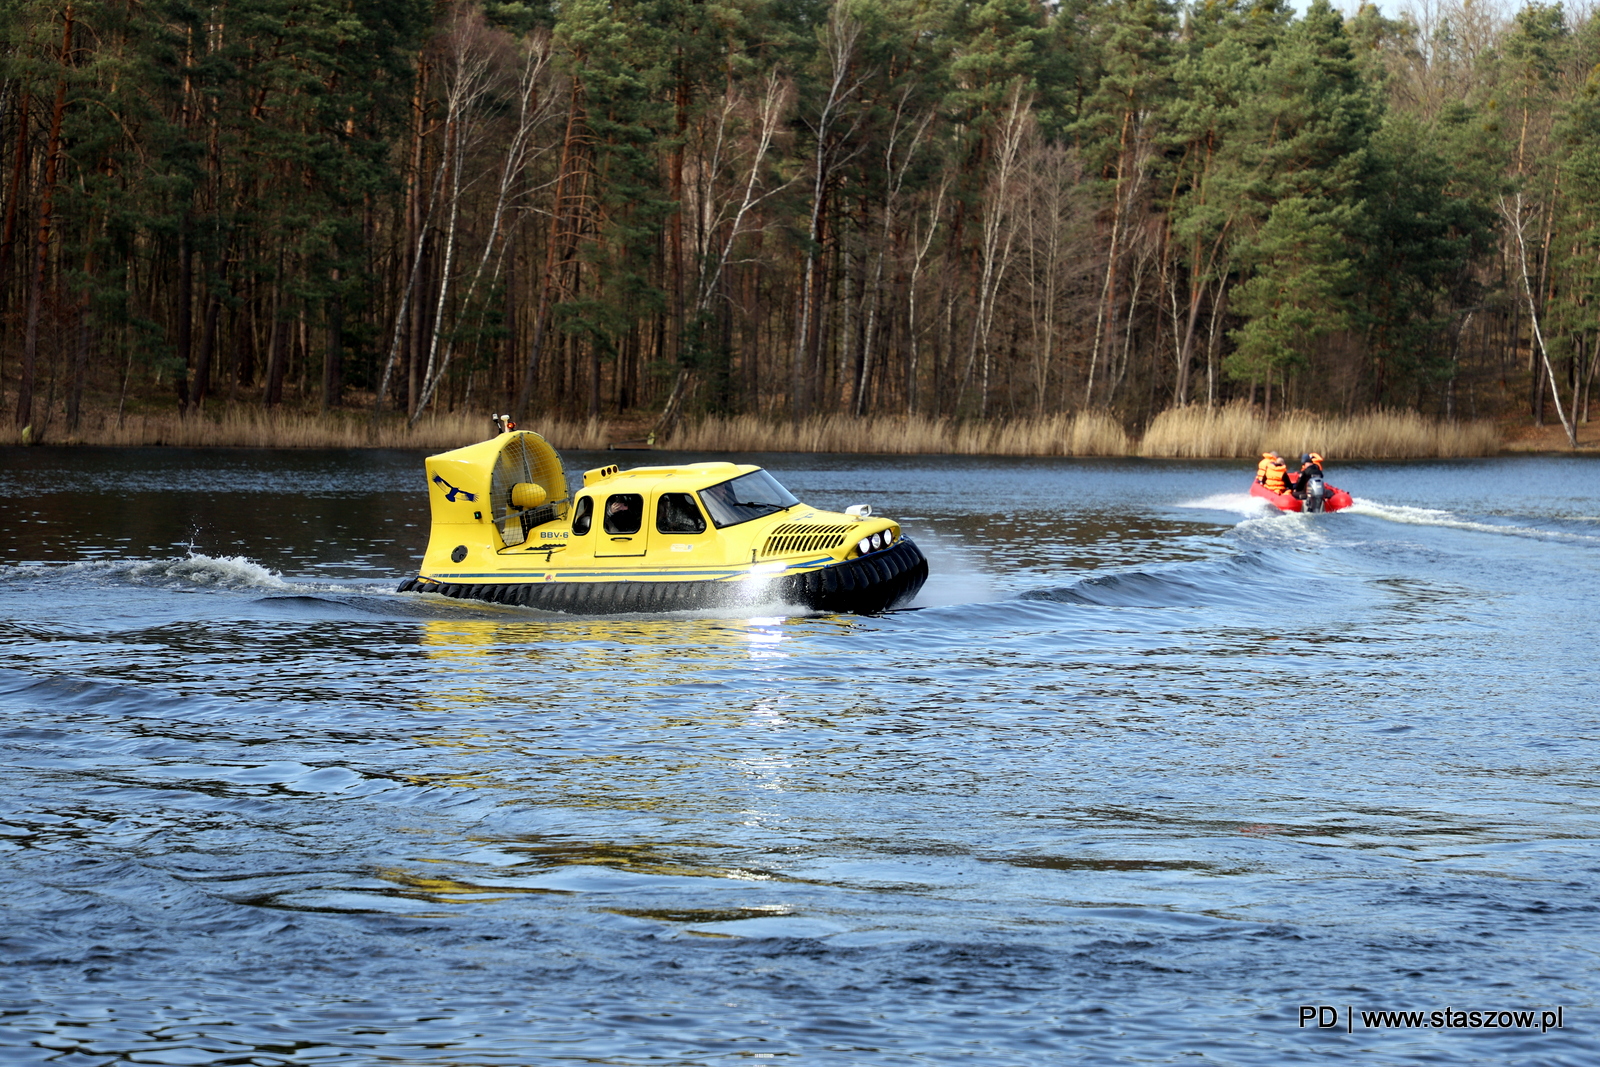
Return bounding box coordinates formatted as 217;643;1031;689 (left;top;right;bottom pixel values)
1223;0;1377;413
1166;0;1294;405
1070;0;1178;408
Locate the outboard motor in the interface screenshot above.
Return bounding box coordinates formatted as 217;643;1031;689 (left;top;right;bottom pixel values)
1302;473;1327;513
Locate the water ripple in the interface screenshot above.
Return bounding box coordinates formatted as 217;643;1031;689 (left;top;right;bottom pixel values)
1;450;1596;1064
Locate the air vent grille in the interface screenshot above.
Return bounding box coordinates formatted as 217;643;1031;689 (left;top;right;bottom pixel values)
760;523;851;558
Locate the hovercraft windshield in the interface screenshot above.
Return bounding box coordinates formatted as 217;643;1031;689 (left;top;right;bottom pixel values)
699;470;799;528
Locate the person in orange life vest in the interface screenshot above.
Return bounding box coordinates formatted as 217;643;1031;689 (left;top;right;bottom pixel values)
1256;451;1280;486
1260;454;1290;494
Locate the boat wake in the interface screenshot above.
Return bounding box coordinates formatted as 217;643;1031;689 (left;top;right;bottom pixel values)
1176;490;1600;545
1018;554;1300;610
1346;499;1600;543
0;553;394;596
1174;492;1277;518
0;552;915;622
1022;568;1230;608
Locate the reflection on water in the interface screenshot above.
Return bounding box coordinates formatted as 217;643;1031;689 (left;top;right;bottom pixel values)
416;612;818;678
1;447;1598;1065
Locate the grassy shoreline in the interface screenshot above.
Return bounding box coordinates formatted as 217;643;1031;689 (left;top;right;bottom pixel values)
3;402;1586;458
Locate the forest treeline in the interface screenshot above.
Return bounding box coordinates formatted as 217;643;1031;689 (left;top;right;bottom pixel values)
1;0;1597;445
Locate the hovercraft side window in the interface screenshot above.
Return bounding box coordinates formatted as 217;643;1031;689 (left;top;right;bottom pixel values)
656;493;706;534
699;470;799;529
571;496;594;535
604;494;644;535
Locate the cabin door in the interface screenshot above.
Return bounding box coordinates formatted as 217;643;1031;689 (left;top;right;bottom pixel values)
593;492;648;557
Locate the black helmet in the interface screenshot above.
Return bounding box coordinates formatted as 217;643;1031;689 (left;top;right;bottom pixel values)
1300;453;1312;465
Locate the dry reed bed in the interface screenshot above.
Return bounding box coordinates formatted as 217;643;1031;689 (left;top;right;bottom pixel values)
666;412;1131;456
5;405;1503;459
12;410;614;451
1139;404;1501;459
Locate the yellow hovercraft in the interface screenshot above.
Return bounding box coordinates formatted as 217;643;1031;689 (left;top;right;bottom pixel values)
397;429;928;614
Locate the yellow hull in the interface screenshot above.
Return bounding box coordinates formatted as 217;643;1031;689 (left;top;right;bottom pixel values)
399;537;926;614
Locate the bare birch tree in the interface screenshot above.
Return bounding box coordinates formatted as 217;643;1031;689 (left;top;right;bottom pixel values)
655;68;795;436
959;82;1030;417
1014;136;1089;414
1502;190;1577;447
904;173;948;417
853;86;935;416
412;21;556;423
791;6;870;417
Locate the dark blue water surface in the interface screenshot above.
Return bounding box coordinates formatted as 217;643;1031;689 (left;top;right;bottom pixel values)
1;447;1597;1065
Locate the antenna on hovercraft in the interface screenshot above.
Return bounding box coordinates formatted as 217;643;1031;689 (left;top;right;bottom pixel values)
490;413;517;436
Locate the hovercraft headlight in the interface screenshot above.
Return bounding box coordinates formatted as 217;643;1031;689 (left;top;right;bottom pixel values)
858;537;873;556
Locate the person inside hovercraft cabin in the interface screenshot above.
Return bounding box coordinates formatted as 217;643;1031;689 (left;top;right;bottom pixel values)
604;494;643;535
1290;452;1325;498
1257;452;1290;495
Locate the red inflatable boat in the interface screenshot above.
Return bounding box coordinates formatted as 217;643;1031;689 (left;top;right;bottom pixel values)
1250;479;1353;513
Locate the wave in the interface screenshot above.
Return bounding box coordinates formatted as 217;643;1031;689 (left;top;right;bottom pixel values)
1346;499;1600;544
1173;491;1278;518
0;553;396;596
0;666;202;714
1020;555;1280;609
1176;488;1600;545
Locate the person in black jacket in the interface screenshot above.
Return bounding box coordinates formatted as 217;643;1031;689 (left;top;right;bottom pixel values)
1292;452;1324;498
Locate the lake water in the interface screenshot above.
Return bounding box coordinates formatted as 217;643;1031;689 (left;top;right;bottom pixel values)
1;446;1597;1066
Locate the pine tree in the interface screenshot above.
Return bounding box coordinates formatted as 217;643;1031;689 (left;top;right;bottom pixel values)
1222;0;1377;415
1166;0;1294;406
